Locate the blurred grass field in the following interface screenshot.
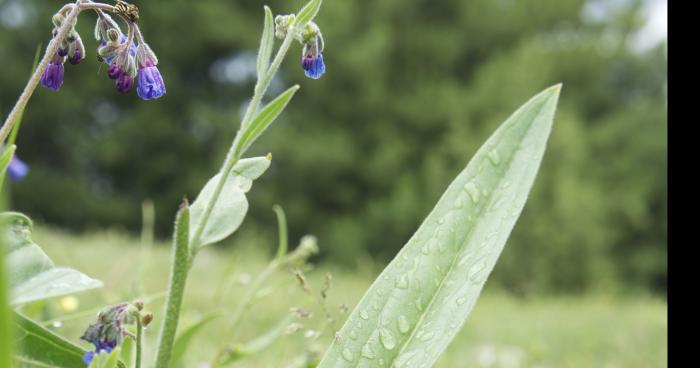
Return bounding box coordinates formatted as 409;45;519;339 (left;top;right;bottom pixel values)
21;224;666;368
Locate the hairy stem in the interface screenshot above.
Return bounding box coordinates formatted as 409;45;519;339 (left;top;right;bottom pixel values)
154;203;190;368
135;317;143;368
0;1;82;144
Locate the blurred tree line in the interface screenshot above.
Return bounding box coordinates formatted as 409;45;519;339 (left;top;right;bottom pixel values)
0;0;666;295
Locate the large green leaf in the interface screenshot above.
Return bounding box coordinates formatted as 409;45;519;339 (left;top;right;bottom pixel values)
13;312;87;367
317;85;561;367
189;156;271;248
2;212;103;305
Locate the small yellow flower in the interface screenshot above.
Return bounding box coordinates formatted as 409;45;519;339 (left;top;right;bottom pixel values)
59;296;79;312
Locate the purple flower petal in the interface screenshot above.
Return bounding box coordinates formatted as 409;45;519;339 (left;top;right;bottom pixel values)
137;66;166;100
40;62;64;91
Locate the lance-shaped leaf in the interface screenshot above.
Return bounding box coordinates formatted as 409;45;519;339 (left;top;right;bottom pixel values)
237;86;299;157
295;0;323;28
2;212;103;305
317;85;561;367
257;6;275;78
189;156;272;248
13;312;87;367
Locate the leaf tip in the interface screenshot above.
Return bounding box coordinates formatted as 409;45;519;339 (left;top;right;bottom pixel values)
266;152;273;161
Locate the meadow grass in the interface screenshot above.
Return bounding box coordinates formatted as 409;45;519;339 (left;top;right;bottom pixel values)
25;224;666;368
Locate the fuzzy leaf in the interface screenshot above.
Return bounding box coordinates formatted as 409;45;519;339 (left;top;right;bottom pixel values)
189;156;271;248
237;86;299;156
296;0;323;27
3;212;103;305
257;6;275;78
317;85;561;367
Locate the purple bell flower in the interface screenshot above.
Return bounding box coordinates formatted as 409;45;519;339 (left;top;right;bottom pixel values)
7;156;28;182
136;61;166;100
40;55;65;91
82;340;116;366
107;63;124;80
115;73;134;93
68;49;83;65
301;52;325;79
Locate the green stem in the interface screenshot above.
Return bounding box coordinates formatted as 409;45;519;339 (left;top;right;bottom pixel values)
190;30;296;255
135;317;143;368
154;203;190;368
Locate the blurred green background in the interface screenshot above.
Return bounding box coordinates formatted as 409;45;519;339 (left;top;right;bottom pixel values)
0;0;666;297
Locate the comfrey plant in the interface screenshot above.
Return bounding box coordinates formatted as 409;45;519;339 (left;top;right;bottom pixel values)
2;0;562;367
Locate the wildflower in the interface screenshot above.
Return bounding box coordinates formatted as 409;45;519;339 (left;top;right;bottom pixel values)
302;52;325;79
40;53;65;91
7;155;28;182
81;339;116;365
135;44;165;100
116;73;135;93
67;32;85;65
80;303;140;366
299;22;326;79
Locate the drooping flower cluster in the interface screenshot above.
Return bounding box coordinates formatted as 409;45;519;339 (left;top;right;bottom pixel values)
275;15;326;79
80;303;138;365
40;6;165;100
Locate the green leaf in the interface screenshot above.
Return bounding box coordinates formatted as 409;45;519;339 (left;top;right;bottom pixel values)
189;156;271;248
257;6;275;78
0;144;16;189
13;312;87;367
296;0;323;28
2;212;103;305
237;85;299;156
317;85;561;367
170;313;220;368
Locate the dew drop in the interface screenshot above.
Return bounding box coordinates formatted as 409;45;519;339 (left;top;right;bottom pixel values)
349;330;358;340
395;275;409;289
420;332;435;342
394;350;419;368
455;198;464;209
464;182;480;203
342;348;354;362
360;310;369;320
361;344;376;359
398;315;410;334
415;298;424;311
456;297;467;306
488;149;501;165
52;321;62;328
468;259;487;283
421;245;430;255
379;328;396;350
457;253;472;267
379;358;385;366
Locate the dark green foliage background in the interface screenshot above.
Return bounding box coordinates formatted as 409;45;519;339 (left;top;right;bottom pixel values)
0;0;666;295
